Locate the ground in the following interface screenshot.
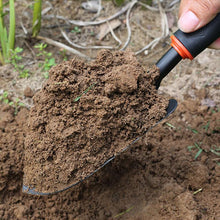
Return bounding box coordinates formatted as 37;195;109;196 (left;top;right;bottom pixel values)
0;0;219;219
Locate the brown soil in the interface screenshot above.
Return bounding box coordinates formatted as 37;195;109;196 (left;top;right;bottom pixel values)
23;50;168;193
0;97;219;220
0;1;219;219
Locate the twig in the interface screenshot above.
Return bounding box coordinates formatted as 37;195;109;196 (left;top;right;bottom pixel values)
36;35;90;60
24;41;36;58
92;0;102;20
135;0;169;55
107;20;122;46
138;0;179;12
137;1;158;11
53;8;115;50
43;1;133;26
168;0;180;8
120;0;138;51
61;30;114;49
135;37;161;55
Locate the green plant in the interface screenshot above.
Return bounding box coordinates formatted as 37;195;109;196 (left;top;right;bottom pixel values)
187;142;203;160
74;83;96;102
114;206;134;218
0;91;12;104
0;0;15;65
0;91;25;114
10;47;30;78
187;126;199;134
32;0;42;37
113;0;125;6
34;43;56;78
165;122;176;129
210;145;220;156
71;26;81;34
12;97;25;115
59;49;67;61
202;121;210;132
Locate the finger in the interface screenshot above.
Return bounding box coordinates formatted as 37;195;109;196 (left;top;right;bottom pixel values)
178;0;220;33
209;37;220;49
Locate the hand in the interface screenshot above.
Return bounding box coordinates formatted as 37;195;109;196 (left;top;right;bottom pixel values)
178;0;220;49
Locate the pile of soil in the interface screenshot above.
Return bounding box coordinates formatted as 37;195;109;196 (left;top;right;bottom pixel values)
23;50;168;193
0;97;219;219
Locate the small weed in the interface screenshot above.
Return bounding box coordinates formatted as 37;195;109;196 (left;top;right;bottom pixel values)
9;47;30;78
193;188;202;195
0;91;11;104
187;126;199;134
210;145;220;156
59;49;68;61
0;91;25;115
74;83;96;102
71;26;81;34
114;206;134;218
113;0;125;6
202;121;210;132
34;43;56;79
165;122;176;129
187;142;203;160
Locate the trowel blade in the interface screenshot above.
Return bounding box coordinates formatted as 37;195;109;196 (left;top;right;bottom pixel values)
22;99;177;196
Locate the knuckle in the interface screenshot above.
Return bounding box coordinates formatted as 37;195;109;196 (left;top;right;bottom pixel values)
197;0;220;14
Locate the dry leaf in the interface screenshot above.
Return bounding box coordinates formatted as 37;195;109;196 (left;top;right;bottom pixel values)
97;19;121;40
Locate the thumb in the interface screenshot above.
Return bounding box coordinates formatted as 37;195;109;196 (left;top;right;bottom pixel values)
178;0;220;33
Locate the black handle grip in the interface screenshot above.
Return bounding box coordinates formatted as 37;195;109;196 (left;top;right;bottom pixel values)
156;13;220;89
174;13;220;58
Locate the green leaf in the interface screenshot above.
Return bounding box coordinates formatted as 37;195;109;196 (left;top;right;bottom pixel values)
18;102;25;107
8;0;15;51
43;72;49;79
74;83;96;102
48;57;55;66
32;0;42;37
194;148;203;160
3;99;9;104
165;122;176;129
187;146;195;151
15;47;23;53
113;0;125;6
3;91;8;98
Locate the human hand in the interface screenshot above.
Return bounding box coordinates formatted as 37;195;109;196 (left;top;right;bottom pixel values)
178;0;220;49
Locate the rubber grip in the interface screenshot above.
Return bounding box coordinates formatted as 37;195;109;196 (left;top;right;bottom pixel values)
173;13;220;58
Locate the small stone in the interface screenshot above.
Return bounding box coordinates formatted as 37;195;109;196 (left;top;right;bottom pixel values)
24;87;34;98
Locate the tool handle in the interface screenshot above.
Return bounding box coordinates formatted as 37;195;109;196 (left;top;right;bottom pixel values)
156;13;220;89
173;13;220;59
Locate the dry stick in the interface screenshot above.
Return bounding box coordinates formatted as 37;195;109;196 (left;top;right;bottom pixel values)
92;0;102;20
106;20;122;46
36;35;90;60
135;0;169;55
120;0;138;51
138;0;178;12
43;1;132;26
168;0;180;8
24;40;36;58
52;7;114;51
61;30;114;49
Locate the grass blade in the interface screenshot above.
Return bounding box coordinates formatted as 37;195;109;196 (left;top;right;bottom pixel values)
32;0;42;37
8;0;15;51
194;148;203;160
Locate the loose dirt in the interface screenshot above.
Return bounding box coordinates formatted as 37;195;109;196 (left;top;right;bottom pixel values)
0;1;219;219
23;50;168;193
0;97;219;219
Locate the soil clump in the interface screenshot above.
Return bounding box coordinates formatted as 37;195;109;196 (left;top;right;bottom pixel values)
23;50;168;193
0;98;219;219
